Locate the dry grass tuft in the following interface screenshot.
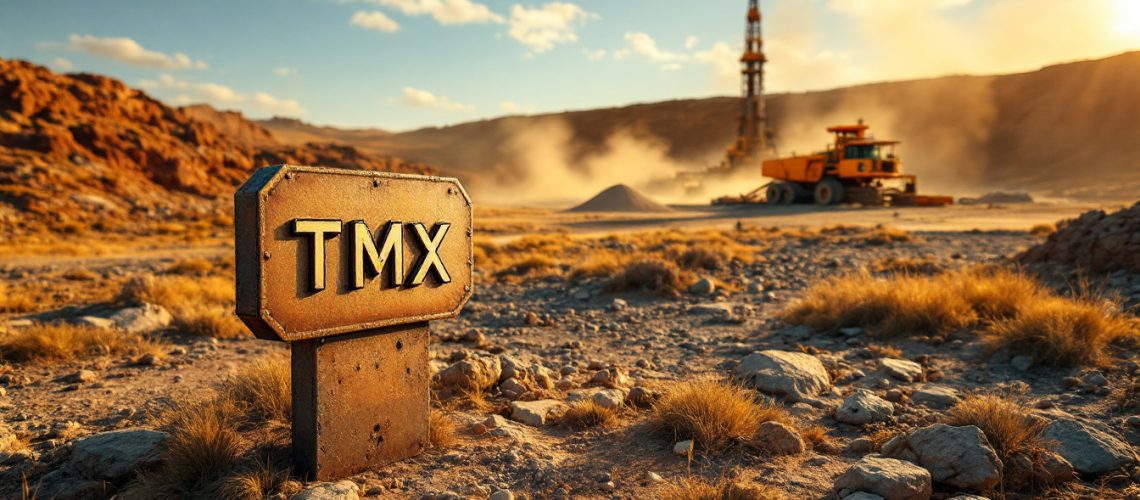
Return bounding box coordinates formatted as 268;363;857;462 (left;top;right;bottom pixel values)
128;400;244;497
605;259;687;297
218;356;291;424
428;410;458;449
0;324;159;363
984;295;1140;367
786;265;1138;365
217;457;294;500
676;248;726;271
862;226;914;245
870;256;943;275
650;380;788;451
945;394;1059;491
561;400;618;429
568;253;627;281
171;305;247;339
657;476;786;500
166;258;218;277
0;282;41;313
798;424;835;451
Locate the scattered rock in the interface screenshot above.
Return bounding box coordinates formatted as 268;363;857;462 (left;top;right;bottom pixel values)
69;428;169;483
627;386;659;407
880;358;923;383
290;480;361;500
673;440;694;457
590;367;630;388
834;454;932;500
736;350;832;401
66;369;97;384
882;424;1002;492
836;390;894;425
591;389;627;410
1010;355;1033;371
439;355;502;391
686;303;734;316
489;490;514;500
754;421;805;455
689;278;716;295
1041;418;1137;474
909;385;961;409
109;304;172;334
510;400;566;427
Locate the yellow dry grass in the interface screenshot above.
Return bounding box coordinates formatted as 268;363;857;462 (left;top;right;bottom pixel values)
218;356;291;424
657;476;786;500
217;458;296;500
0;282;42;313
0;323;160;363
119;275;247;338
1029;223;1056;237
128;399;244;497
428;410;458;449
605;259;688;296
945;394;1061;491
561;400;618;429
985;295;1140;367
650;380;790;451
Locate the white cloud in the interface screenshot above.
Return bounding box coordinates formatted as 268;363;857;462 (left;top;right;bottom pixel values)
351;10;401;33
624;32;685;62
60;34;207;70
51;57;74;70
583;48;606;61
372;0;503;25
397;86;473;111
252;92;305;116
274;67;298;77
684;35;699;49
138;74;306;117
508;2;595;54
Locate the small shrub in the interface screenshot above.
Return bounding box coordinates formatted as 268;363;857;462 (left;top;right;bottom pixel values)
985;296;1139;367
946;394;1058;491
568;254;625;280
428;410;457;449
217;457;293;500
0;283;39;313
172;306;248;339
218;356;291;424
650;380;787;451
676;248;725;271
128;400;244;497
870;256;942;275
1029;223;1056;237
605;259;686;297
561;400;617;429
167;258;217;277
492;255;559;279
657;476;785;500
862;226;913;245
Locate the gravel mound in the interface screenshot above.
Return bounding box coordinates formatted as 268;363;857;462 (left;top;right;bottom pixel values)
567;184;672;213
1020;202;1140;272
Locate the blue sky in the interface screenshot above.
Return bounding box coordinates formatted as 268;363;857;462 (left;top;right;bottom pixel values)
3;0;1139;131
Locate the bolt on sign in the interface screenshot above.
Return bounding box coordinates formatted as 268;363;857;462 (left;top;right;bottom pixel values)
234;165;473;480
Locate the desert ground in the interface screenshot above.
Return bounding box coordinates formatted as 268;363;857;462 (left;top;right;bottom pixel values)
2;198;1139;500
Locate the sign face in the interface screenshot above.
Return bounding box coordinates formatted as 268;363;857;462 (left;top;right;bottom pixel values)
234;165;473;342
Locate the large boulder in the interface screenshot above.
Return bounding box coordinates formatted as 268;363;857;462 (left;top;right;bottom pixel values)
834;454;932;500
836;390;894;425
882;424;1002;492
1041;418;1136;474
735;350;831;402
69;428;169;483
108;304;172;334
438;355;501;391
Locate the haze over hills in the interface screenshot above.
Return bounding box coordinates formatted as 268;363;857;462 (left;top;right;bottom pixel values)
259;51;1140;203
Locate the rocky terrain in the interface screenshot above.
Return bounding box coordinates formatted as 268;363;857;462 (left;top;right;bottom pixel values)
1;219;1139;499
0;58;430;233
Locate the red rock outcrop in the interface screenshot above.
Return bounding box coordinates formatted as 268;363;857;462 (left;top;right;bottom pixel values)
0;57;432;229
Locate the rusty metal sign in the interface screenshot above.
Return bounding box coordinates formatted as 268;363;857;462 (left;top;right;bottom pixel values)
234;165;473;342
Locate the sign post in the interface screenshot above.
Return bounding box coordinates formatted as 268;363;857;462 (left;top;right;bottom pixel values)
234;165;473;480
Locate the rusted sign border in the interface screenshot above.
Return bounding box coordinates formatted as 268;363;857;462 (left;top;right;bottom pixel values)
235;164;474;341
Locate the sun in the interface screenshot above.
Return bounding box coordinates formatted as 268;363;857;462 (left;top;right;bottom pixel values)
1114;0;1140;37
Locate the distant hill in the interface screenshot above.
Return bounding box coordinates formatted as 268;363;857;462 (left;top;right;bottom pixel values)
260;52;1140;201
0;58;431;228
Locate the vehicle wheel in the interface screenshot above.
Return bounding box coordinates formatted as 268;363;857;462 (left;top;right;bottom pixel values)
766;183;785;205
814;178;845;205
782;182;804;205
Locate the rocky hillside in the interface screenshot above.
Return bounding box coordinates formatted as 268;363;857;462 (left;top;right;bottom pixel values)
0;58;430;230
261;52;1140;201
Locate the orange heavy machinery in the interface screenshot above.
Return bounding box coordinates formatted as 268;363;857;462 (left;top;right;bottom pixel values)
716;121;953;206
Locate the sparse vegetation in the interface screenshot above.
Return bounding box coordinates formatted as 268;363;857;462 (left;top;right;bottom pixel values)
217;457;296;500
428;410;458;449
1029;223;1056;237
650;379;789;451
118;275;247;338
946;394;1060;490
0;324;159;363
605;259;687;296
561;400;618;429
871;256;943;275
782;265;1139;365
657;476;786;500
128;399;245;497
218;356;291;424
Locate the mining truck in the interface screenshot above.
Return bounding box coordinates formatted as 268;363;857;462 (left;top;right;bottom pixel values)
722;121;952;206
